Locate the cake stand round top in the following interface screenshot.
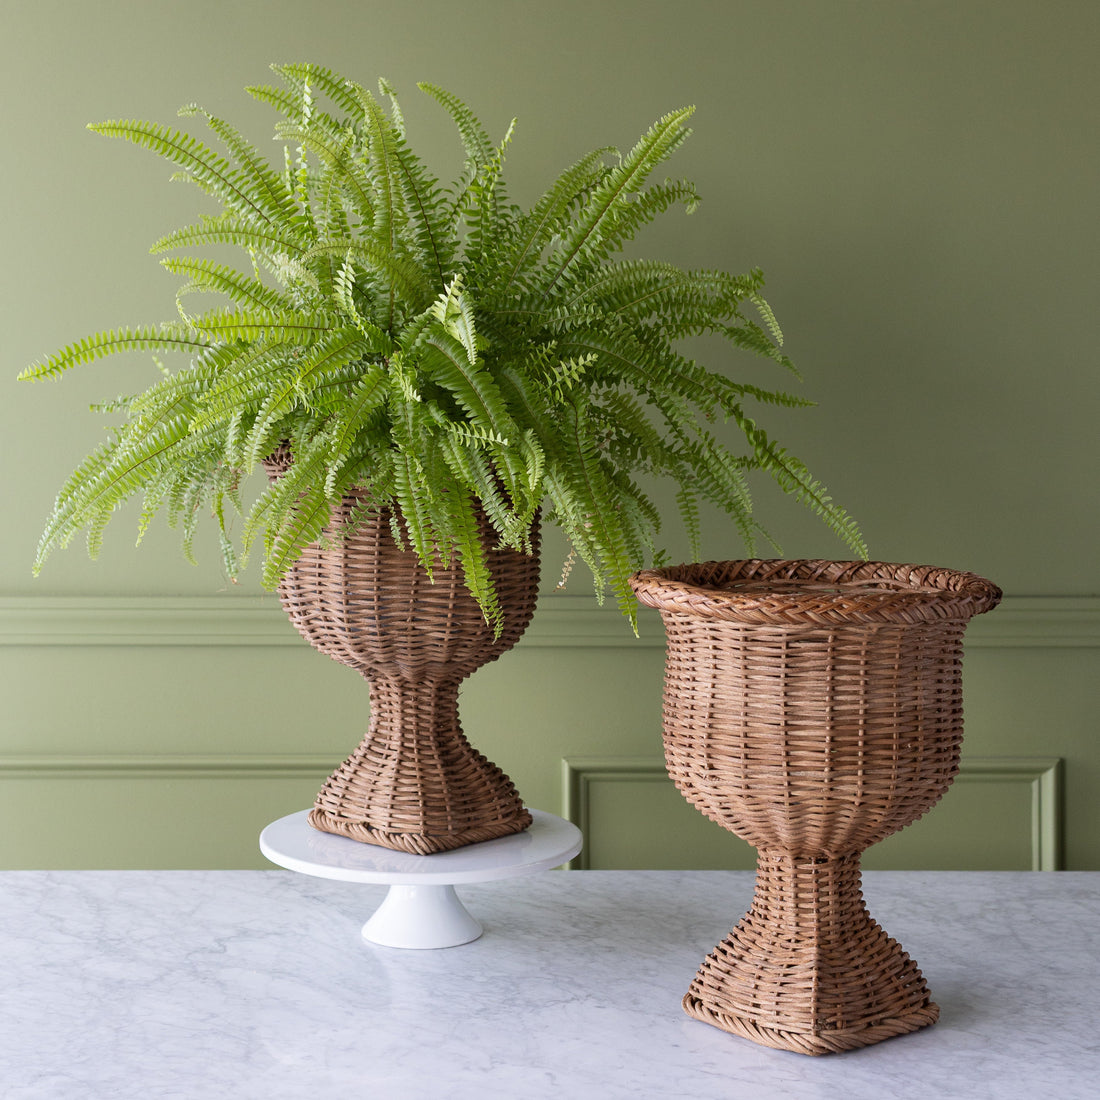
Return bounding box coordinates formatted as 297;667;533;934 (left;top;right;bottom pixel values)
260;808;582;885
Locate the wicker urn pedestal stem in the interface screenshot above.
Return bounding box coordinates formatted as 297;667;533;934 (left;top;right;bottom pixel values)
266;458;539;855
630;560;1002;1056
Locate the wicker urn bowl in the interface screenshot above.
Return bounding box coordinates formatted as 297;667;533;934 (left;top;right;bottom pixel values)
265;458;539;854
630;559;1002;1055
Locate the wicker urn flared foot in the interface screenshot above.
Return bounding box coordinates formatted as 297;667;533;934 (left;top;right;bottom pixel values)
307;673;532;854
630;560;1002;1055
684;852;939;1055
269;471;539;855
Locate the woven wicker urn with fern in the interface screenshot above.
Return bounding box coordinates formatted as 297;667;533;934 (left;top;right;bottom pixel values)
631;559;1001;1054
20;65;867;854
263;450;539;853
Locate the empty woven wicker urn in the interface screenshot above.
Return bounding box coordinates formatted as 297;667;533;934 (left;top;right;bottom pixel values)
265;458;539;854
630;560;1001;1056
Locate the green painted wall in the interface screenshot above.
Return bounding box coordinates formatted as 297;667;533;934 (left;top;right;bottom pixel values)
2;1;1096;869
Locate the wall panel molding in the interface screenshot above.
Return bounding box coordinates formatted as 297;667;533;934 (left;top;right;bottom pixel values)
0;753;334;780
0;754;335;870
1;594;1097;648
964;597;1100;648
562;755;1063;871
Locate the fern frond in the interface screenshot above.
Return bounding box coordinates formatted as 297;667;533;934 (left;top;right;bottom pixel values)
730;406;868;557
352;81;403;254
181;307;339;345
18;325;213;381
88;393;136;415
377;77;406;138
418;329;514;441
489;146;613;297
32;439;118;572
464;119;515;267
333;255;395;351
272;63;365;118
89;119;276;225
185;343;293;436
538;106;695;295
250;437;335;586
247;74;348;142
391;449;437;576
559;396;640;631
161;256;297;313
675;483;703;562
445;487;503;635
177;104;300;226
322;365;389;496
438;433;526;550
387;128;454;283
37;411;195;567
262;481;333;587
674;427;758;553
565;178;700;271
748;292;784;346
716;318;802;377
418;82;494;168
151;213;308;259
126;357;224;419
273;120;375;228
304;239;432;310
241;328;369;467
428;275;479;365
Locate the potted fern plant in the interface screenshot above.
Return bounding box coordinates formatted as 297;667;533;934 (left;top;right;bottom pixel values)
18;63;865;853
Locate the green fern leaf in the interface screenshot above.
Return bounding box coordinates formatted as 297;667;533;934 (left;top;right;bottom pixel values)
304;240;432;311
417;82;494;169
161;256;297;313
418;330;514;441
241;329;369;468
731;406;868;557
181;307;338;345
89;119;276;225
559;396;640;631
273;120;375;228
272;62;365;119
18;325;213;381
490;146;613;297
177;104;300;225
446;489;503;635
322;365;389;496
151;213;308;259
538;107;694;294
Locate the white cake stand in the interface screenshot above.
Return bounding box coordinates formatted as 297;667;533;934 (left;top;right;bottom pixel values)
259;808;582;950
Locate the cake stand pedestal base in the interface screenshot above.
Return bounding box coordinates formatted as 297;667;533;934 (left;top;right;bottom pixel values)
260;808;582;949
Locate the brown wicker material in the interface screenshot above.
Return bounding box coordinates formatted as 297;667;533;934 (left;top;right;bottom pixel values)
630;559;1001;1055
265;455;539;854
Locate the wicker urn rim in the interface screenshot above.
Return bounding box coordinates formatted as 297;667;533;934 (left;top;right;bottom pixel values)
630;559;1002;626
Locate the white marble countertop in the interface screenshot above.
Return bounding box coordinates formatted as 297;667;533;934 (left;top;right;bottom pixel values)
1;869;1097;1098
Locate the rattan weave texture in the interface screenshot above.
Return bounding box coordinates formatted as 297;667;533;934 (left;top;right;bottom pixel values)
631;559;1001;1054
266;454;539;854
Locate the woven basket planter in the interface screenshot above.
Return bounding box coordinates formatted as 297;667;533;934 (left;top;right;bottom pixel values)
630;559;1001;1055
265;458;538;854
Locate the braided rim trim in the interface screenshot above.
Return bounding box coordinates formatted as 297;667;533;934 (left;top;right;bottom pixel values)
631;559;1002;626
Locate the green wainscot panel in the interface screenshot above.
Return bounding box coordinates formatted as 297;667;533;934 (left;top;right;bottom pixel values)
563;756;1062;872
0;757;331;869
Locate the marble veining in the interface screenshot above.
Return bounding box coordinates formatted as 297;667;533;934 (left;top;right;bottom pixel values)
1;870;1097;1098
